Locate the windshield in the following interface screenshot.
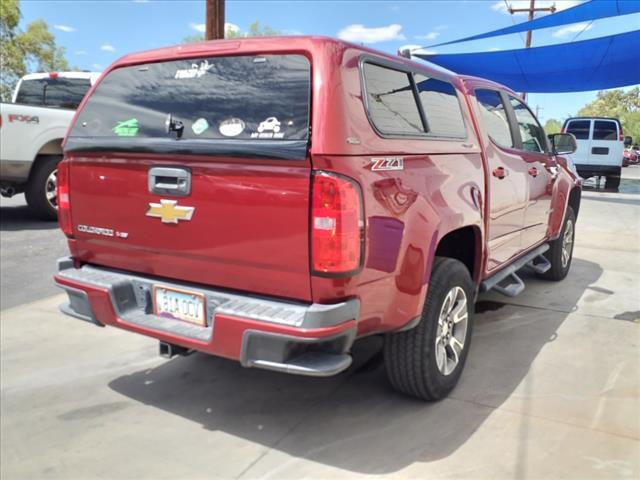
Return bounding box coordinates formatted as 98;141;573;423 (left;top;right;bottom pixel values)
69;54;311;144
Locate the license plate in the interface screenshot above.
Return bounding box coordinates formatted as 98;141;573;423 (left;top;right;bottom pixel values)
153;286;206;326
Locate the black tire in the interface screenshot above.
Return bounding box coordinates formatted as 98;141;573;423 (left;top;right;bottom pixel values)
384;257;475;401
25;155;61;221
605;173;620;191
537;206;576;281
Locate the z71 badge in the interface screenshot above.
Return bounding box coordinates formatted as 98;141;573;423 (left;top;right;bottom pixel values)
371;157;404;171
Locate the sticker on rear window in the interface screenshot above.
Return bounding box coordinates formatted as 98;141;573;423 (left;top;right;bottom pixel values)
251;116;284;139
191;118;209;135
112;118;139;137
175;60;214;79
219;118;245;137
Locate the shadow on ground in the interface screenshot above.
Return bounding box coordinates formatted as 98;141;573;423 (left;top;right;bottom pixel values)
0;204;57;231
109;258;602;475
583;176;640;195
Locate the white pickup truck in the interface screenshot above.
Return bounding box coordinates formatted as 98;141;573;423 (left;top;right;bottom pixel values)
0;71;100;219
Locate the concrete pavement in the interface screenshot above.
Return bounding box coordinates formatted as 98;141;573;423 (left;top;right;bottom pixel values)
0;194;67;309
1;168;639;479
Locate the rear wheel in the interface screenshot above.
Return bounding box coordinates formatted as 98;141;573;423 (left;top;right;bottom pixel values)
384;257;475;401
25;155;61;221
538;206;576;281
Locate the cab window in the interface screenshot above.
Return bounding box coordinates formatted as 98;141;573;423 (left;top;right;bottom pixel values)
362;63;424;135
509;96;548;153
414;74;466;138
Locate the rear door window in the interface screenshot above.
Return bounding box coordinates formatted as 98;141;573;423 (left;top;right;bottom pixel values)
15;79;47;106
414;74;466;138
15;78;91;109
44;78;92;109
565;120;590;140
475;89;513;148
593;120;618;140
362;63;424;135
69;55;310;142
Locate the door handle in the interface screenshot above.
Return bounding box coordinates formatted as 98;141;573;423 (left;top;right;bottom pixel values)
148;167;191;196
528;167;538;177
548;166;560;181
492;167;508;179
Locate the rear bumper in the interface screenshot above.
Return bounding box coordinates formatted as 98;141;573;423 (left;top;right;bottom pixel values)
575;164;621;177
54;257;358;377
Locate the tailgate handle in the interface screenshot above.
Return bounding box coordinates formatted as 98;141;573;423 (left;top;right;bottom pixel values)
148;167;191;196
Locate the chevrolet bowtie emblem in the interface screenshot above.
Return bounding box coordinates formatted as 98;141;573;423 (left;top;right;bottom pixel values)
146;199;195;224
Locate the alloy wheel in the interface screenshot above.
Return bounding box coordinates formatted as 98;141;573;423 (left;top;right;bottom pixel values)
561;219;574;268
45;169;58;210
435;286;469;376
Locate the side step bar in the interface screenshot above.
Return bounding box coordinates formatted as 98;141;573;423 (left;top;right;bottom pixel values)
527;254;551;274
480;244;550;297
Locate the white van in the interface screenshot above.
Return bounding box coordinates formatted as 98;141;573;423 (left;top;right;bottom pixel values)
562;117;624;190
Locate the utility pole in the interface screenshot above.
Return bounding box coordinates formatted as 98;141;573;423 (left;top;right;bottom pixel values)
508;0;556;99
205;0;225;40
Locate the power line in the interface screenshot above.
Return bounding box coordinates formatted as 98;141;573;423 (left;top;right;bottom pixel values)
504;0;526;46
571;20;594;42
507;0;557;99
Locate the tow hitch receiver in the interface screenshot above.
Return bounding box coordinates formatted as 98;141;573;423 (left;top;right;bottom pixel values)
159;341;193;359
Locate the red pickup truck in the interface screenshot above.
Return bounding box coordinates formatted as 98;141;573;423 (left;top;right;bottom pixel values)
54;37;581;401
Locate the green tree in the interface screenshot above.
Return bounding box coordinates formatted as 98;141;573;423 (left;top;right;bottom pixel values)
0;0;69;101
183;21;280;43
544;118;562;136
577;88;640;143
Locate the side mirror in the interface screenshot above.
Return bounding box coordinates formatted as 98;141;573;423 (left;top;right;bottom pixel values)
550;133;577;155
624;136;633;147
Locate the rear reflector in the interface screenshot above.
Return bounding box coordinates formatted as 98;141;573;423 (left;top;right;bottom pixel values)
311;172;363;276
57;160;73;237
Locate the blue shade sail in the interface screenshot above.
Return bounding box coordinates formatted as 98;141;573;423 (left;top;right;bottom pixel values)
415;30;640;93
424;0;640;49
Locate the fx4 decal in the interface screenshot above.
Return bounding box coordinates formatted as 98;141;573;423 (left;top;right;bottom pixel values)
8;114;39;124
371;157;404;171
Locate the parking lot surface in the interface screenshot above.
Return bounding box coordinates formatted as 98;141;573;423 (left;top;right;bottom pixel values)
1;168;639;479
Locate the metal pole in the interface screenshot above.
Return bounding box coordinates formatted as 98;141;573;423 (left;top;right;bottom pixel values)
525;0;535;48
508;0;556;100
205;0;225;40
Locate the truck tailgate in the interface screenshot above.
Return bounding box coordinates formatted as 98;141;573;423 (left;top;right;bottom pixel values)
67;154;312;301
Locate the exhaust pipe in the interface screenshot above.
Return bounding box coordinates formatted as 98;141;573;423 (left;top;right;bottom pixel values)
159;341;193;359
0;186;16;198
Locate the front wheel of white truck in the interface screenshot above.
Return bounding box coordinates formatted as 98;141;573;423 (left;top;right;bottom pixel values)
384;257;475;401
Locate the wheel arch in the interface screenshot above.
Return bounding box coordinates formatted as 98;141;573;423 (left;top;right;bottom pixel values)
433;225;482;284
567;186;581;220
27;141;63;182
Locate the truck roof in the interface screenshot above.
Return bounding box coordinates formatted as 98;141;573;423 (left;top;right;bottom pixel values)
20;71;102;81
108;35;512;94
563;116;621;123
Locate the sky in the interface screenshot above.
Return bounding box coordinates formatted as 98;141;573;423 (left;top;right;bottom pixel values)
19;0;640;124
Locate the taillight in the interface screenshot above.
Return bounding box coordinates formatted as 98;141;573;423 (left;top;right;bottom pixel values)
57;160;73;237
311;172;363;276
